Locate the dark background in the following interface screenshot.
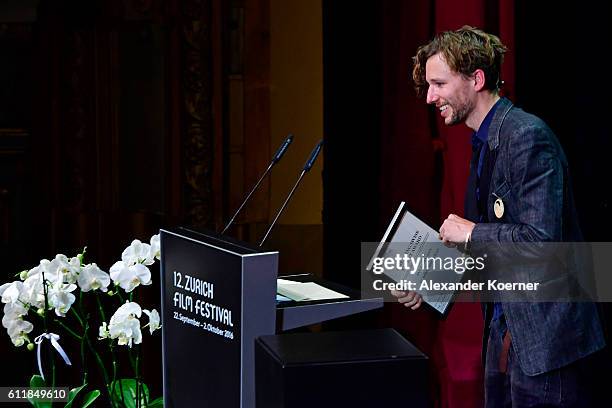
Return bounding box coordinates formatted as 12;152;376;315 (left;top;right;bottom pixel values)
1;0;610;406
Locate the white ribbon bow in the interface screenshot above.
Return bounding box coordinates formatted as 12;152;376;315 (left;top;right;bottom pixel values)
34;333;72;381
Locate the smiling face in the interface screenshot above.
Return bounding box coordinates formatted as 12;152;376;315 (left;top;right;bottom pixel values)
425;53;476;126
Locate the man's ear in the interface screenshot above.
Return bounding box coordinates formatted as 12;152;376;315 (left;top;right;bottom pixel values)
473;69;486;91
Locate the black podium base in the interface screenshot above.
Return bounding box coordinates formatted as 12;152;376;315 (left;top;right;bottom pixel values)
255;328;429;408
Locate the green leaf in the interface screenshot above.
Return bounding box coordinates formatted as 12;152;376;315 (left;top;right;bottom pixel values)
64;383;87;408
147;396;164;407
110;379;150;408
80;390;101;408
29;374;46;388
28;375;51;408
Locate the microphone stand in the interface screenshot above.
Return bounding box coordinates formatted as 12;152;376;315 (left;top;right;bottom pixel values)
259;169;306;246
259;139;323;247
221;134;293;234
222;162;273;235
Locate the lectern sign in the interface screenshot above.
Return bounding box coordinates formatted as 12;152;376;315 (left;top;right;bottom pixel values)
172;271;235;340
160;227;278;408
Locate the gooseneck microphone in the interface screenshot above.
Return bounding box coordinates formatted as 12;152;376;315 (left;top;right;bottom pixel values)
259;139;323;246
221;134;294;234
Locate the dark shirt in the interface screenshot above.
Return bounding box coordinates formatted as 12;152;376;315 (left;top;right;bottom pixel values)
472;98;502;202
471;98;503;322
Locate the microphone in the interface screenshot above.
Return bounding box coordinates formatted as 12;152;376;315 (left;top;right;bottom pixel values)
221;134;294;234
259;139;323;246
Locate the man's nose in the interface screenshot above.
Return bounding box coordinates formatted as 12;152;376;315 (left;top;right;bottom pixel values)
426;86;437;104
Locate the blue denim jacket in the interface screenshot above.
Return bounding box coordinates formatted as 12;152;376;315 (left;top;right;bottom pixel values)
470;98;605;375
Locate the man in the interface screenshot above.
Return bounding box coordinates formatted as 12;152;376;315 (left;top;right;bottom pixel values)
392;26;604;407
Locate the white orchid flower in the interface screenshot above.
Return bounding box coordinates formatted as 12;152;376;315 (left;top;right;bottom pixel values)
0;281;24;304
122;240;154;266
149;234;161;261
1;312;16;330
2;303;28;336
2;298;32;347
65;256;82;284
22;274;46;309
77;263;111;292
47;281;77;317
3;302;28;320
109;261;151;293
99;322;110;339
26;260;61;286
25;263;43;280
6;318;33;347
42;257;67;283
52;254;81;284
107;301;143;347
143;309;160;334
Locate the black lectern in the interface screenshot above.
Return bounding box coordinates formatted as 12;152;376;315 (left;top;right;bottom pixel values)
160;227;383;408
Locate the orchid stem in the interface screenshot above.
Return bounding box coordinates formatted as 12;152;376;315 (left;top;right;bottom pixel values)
80;331;87;385
40;271;56;388
139;345;148;406
135;349;140;408
95;292;107;322
51;319;82;341
70;308;85;329
116;289;125;303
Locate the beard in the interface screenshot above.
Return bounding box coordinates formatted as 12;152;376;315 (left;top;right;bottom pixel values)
446;97;474;126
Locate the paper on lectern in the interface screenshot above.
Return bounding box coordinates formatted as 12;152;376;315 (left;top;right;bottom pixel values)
277;279;349;302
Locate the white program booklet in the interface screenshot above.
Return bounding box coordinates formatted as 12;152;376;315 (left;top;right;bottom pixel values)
371;202;465;314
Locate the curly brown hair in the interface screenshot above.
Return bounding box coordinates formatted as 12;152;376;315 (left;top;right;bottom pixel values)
412;26;508;98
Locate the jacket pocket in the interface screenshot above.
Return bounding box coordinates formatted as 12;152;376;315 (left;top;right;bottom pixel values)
492;180;511;199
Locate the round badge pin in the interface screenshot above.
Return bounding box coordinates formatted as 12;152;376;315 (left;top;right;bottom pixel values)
494;198;504;219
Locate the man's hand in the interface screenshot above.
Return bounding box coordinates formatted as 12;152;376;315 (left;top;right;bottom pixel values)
390;290;423;310
439;214;475;246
